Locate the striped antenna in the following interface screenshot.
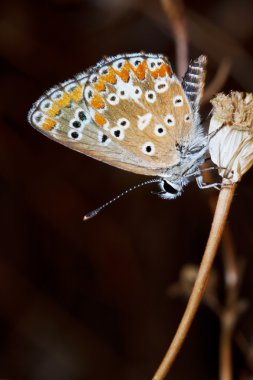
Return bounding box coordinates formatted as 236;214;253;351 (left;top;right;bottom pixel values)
83;178;161;221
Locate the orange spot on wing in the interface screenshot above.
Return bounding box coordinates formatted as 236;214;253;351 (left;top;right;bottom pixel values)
47;103;60;117
115;62;131;82
159;64;173;77
132;60;147;80
57;93;71;107
42;118;56;131
101;68;117;84
70;85;83;102
90;93;105;109
94;113;107;127
94;80;106;92
150;63;173;79
150;69;159;79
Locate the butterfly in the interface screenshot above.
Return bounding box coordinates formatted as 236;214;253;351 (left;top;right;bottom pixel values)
28;53;208;217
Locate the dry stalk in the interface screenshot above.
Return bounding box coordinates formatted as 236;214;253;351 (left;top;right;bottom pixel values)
160;0;188;77
152;182;236;380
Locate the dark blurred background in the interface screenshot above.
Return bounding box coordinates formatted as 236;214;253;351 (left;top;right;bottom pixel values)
1;0;253;379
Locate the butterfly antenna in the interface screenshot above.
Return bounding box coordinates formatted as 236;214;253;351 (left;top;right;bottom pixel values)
83;178;162;221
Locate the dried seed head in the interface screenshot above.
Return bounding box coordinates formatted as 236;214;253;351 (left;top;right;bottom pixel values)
209;92;253;183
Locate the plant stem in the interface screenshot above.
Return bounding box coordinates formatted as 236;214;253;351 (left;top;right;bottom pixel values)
152;183;236;380
220;315;233;380
160;0;188;77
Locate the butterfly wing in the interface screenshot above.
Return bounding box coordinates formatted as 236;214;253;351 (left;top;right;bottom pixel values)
28;53;206;178
83;53;201;176
28;70;168;175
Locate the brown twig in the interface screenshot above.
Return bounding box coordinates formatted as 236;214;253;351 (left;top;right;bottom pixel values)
152;182;236;380
201;58;232;105
160;0;188;77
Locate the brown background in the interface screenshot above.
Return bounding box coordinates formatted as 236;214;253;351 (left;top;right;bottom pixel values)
1;0;253;379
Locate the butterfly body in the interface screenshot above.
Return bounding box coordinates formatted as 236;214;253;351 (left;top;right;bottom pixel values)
28;53;207;199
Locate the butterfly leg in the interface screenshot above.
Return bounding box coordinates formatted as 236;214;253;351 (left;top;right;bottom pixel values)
195;175;221;191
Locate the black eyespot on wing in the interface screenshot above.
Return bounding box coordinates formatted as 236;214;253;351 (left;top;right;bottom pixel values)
158;127;164;134
102;134;108;143
114;130;121;137
72;120;81;128
146;145;152;153
78;111;86;121
71;131;79;139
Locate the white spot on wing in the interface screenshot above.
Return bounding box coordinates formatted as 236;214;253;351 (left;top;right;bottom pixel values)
68;130;82;140
154;124;166;136
137;113;152;130
117;118;130;129
145;90;156;103
155;79;169;93
107;93;119;105
173;95;183;107
164;114;175;127
141;141;155;156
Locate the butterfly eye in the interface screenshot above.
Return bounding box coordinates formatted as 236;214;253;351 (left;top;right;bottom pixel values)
155;81;168;93
173;95;183;107
184;114;191;122
107;93;119;105
117;118;130;129
68;130;82;140
154;124;166;136
164;114;175;126
141;141;155;156
157;60;163;66
145;90;156;103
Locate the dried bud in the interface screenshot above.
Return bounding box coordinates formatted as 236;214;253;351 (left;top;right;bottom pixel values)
209;92;253;182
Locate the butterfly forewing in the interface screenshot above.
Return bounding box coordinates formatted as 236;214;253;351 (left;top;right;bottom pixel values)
83;53;198;174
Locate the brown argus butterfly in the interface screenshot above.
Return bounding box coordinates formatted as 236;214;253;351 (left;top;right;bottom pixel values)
28;53;208;218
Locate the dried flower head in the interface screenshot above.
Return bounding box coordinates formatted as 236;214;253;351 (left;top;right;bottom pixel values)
209;92;253;182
